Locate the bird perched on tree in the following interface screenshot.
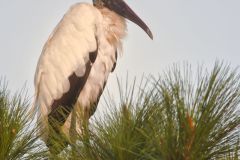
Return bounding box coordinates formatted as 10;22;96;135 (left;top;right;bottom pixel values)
33;0;153;149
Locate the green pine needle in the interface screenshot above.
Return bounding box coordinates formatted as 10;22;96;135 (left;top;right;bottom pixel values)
1;61;240;160
0;80;46;160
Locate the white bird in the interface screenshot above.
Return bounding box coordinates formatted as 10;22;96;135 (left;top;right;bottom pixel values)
34;0;152;148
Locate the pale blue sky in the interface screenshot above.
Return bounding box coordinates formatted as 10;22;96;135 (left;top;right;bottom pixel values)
0;0;240;99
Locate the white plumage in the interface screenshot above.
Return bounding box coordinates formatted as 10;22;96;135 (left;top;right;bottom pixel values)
34;0;152;146
34;3;126;141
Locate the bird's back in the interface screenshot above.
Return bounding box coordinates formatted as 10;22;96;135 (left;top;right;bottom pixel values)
34;3;127;140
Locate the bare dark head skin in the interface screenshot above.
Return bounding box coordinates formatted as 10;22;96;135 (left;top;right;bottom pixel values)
93;0;153;39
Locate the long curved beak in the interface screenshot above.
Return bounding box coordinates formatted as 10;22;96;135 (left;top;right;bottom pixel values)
105;0;153;40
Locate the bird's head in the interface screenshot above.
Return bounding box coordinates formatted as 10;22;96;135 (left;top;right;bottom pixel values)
93;0;153;39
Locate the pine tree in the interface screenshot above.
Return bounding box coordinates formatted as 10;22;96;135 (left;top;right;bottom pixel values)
0;80;46;160
0;62;240;160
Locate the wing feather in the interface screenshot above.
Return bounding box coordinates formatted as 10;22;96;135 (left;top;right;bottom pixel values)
34;4;101;135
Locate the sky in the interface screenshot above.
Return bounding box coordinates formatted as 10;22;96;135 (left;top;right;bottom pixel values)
0;0;240;108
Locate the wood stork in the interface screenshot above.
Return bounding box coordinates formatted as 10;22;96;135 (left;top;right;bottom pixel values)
34;0;153;146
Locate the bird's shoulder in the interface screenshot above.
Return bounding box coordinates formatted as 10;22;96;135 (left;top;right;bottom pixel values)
67;3;101;19
69;2;94;10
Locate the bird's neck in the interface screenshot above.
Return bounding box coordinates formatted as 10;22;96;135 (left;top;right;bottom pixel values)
99;8;127;50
